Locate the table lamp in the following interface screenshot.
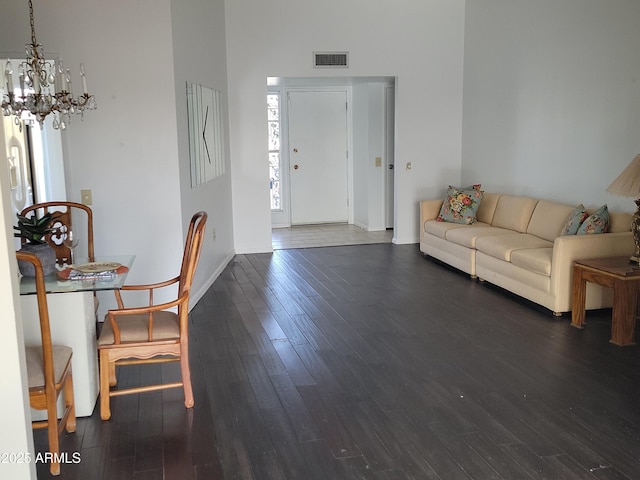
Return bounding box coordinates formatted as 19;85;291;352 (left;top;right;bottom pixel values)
607;154;640;264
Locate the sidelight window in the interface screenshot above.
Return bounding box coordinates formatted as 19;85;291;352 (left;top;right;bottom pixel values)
267;92;281;210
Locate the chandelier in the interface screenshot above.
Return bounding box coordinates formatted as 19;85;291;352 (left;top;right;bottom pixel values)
1;0;97;131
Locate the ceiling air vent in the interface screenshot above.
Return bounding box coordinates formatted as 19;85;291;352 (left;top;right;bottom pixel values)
313;52;349;68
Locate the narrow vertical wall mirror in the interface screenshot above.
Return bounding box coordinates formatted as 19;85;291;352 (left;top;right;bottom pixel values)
186;82;224;187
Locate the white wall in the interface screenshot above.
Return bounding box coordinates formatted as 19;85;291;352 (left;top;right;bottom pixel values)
0;142;35;480
226;0;466;249
0;0;234;311
170;0;235;299
462;0;640;213
352;82;387;232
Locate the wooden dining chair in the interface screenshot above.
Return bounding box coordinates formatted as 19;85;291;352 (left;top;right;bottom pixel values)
20;201;95;265
17;251;76;476
20;201;101;323
97;211;207;420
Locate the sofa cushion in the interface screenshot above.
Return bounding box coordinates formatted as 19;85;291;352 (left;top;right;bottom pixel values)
475;233;553;261
437;185;484;224
445;225;514;248
609;211;633;233
491;195;538;233
476;192;500;225
510;248;553;276
560;204;589;235
424;219;473;240
527;200;576;242
577;204;609;234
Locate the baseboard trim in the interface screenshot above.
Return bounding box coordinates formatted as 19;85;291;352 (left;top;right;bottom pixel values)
189;251;235;311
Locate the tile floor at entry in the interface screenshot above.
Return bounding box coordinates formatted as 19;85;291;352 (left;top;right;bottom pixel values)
272;223;393;250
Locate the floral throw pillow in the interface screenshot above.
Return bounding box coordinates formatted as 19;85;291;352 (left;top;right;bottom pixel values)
577;204;609;234
436;185;484;224
561;204;589;235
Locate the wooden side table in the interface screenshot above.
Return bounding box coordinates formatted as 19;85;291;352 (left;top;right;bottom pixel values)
571;257;640;346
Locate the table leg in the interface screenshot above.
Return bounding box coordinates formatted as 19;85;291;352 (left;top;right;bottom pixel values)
610;280;637;346
571;266;587;329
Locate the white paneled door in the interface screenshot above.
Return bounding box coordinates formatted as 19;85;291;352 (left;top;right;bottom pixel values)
288;90;348;225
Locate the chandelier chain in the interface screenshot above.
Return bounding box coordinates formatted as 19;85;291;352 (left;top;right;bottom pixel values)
29;0;37;47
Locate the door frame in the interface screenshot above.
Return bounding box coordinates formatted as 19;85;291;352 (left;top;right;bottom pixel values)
271;86;353;228
384;84;395;230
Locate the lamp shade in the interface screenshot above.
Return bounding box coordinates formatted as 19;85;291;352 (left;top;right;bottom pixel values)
607;154;640;199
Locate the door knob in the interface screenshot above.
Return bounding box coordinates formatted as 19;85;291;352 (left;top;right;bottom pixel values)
388;164;394;169
293;164;299;170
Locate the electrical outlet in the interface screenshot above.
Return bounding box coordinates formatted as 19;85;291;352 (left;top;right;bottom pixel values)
375;157;382;167
81;189;93;205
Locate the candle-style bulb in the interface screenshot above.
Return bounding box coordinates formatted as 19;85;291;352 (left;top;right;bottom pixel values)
80;63;88;94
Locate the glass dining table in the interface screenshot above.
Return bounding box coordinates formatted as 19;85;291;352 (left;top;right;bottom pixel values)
19;255;135;295
19;255;135;418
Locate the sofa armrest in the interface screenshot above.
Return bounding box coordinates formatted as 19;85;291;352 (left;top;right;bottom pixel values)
550;231;634;304
419;199;444;242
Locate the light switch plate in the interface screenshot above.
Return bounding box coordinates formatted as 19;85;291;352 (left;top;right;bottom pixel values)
81;189;93;205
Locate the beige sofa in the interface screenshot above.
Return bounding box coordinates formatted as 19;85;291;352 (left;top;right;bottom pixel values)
419;193;634;315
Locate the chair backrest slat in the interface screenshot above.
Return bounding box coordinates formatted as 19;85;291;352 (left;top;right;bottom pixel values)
20;201;94;264
16;251;56;390
178;211;207;301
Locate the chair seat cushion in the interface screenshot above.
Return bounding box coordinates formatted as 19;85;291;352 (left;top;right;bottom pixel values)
98;311;180;345
25;345;72;389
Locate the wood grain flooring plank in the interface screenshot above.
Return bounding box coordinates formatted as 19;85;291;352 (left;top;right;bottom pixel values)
296;384;363;459
292;343;343;394
475;392;561;458
271;338;316;386
429;421;504;479
380;408;471;480
521;399;640;479
462;432;536;480
240;353;282;410
249;331;289;376
290;313;334;350
208;415;254;480
227;304;259;357
228;380;276;458
268;308;309;345
259;407;310;479
269;373;320;442
255;309;288;340
542;454;600;480
502;394;611;472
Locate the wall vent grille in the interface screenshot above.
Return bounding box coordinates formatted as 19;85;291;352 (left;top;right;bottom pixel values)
313;52;349;68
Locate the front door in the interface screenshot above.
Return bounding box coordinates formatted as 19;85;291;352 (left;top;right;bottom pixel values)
288;90;349;225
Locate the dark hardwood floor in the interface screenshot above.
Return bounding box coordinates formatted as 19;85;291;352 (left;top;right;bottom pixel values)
34;244;640;479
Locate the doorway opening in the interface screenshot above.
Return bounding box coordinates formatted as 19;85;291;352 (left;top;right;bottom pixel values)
267;76;396;248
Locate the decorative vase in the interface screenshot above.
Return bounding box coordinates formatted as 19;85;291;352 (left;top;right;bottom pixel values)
17;243;57;277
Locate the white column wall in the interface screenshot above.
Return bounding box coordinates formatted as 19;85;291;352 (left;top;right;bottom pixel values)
0;133;36;480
